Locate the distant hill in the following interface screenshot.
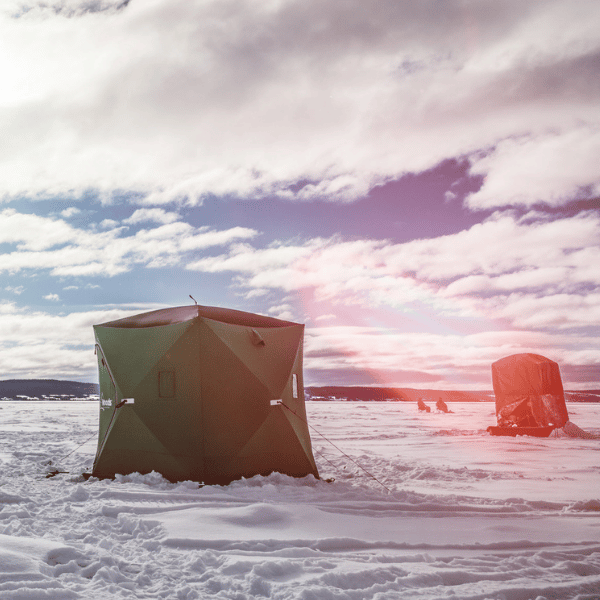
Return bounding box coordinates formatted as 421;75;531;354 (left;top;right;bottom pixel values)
565;390;600;402
1;380;598;402
306;386;600;403
0;379;99;400
305;386;493;402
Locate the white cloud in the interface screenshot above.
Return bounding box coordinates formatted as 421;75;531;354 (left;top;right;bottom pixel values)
466;129;600;209
179;227;257;251
0;295;596;388
60;207;81;218
44;293;60;301
0;0;598;206
187;211;600;331
99;219;119;229
495;292;600;330
303;325;600;388
124;208;180;225
444;191;457;203
2;0;599;389
0;208;259;277
5;285;24;294
243;288;269;299
0;303;141;379
267;303;296;322
0;208;84;251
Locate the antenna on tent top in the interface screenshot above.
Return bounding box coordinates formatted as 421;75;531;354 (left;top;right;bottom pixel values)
189;295;198;306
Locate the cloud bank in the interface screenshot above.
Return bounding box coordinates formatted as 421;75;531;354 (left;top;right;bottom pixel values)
1;203;598;386
188;210;600;328
2;0;599;388
186;209;600;387
0;208;257;276
1;0;599;207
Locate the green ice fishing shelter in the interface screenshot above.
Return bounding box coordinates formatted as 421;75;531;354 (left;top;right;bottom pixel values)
92;305;319;484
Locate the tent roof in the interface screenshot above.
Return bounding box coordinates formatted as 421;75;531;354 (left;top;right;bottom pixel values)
492;353;557;370
97;305;299;329
491;353;564;398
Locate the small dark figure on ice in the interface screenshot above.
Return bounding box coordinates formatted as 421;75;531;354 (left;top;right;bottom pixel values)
417;398;431;412
436;397;452;413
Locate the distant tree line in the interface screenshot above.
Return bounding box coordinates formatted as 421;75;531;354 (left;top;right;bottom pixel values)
0;379;99;400
0;380;597;402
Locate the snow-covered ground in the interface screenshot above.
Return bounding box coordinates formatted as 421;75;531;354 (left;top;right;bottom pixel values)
1;400;599;600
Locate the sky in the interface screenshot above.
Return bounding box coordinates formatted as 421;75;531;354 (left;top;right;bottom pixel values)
1;0;599;389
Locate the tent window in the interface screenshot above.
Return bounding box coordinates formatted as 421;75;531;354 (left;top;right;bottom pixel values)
292;373;298;399
159;371;176;398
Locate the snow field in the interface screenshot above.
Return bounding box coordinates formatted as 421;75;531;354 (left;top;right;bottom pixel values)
0;401;599;599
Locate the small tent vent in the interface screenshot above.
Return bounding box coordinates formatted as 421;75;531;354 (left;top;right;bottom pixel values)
249;328;266;347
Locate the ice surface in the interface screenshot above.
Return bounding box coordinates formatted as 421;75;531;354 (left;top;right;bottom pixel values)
0;400;599;599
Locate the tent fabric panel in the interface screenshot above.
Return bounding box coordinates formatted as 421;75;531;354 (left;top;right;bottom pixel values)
202;318;304;399
94;319;194;397
277;399;318;474
495;394;568;428
93;320;203;480
267;339;318;473
202;408;318;484
93;406;174;478
234;406;318;477
93;407;203;482
198;321;273;459
539;393;569;428
95;346;117;449
123;322;203;466
277;339;307;421
96;407;170;453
